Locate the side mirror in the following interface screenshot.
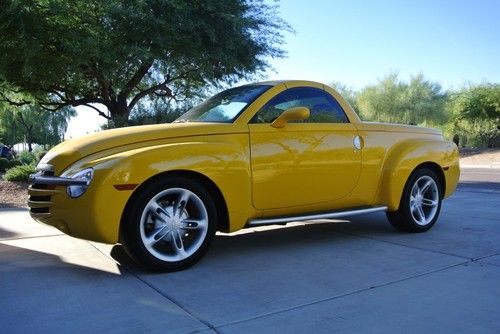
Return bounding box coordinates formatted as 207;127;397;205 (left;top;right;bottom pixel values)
271;107;310;128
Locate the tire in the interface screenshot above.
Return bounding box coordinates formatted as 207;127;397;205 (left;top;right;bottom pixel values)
386;167;442;233
121;176;218;271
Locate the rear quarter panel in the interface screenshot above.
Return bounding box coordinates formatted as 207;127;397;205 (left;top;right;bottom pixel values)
353;123;459;211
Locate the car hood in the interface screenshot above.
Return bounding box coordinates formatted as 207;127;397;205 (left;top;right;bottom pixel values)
39;122;242;173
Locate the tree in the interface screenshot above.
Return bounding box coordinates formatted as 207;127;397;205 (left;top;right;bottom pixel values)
329;81;358;112
0;0;290;127
449;84;500;148
356;73;448;126
0;104;75;151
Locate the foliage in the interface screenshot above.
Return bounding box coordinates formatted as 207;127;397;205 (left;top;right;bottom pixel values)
1;158;23;173
356;73;448;126
9;159;22;168
448;84;500;148
17;150;37;165
0;0;290;127
0;103;75;151
124;90;204;127
0;157;9;172
329;81;358;112
33;147;48;162
2;163;36;181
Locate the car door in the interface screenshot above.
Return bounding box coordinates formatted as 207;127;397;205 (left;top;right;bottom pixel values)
248;85;362;210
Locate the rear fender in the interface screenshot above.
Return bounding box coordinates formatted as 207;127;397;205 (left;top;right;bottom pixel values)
377;139;459;211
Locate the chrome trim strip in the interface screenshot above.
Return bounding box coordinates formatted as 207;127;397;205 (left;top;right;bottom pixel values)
36;163;55;173
28;186;60;196
29;172;87;186
30;212;52;219
28;200;54;208
247;206;388;226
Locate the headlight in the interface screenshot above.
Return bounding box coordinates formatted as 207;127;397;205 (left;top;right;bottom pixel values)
66;168;94;198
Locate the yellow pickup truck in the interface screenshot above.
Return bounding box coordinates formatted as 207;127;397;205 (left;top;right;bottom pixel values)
29;80;460;271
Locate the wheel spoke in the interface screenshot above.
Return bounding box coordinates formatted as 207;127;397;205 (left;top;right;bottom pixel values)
171;230;186;256
411;202;423;223
422;198;438;207
145;226;171;246
147;201;170;220
182;219;207;230
411;186;419;198
419;180;433;195
416;205;426;224
174;190;190;218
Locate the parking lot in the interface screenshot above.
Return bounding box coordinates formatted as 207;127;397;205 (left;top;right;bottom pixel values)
1;168;499;333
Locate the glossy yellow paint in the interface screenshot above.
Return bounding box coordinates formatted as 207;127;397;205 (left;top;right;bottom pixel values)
29;80;460;244
249;122;361;209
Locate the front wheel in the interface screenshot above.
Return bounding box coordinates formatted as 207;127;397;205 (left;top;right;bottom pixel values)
386;168;442;233
121;176;217;271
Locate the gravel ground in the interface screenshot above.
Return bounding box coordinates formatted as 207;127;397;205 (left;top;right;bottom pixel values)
0;180;29;208
1;149;499;209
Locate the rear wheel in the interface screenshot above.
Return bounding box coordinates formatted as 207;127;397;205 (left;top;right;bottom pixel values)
386;168;442;232
122;176;217;271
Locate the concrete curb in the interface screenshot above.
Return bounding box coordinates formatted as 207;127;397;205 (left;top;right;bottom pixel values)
461;164;500;169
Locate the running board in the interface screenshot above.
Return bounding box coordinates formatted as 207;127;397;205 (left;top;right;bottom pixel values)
247;206;388;227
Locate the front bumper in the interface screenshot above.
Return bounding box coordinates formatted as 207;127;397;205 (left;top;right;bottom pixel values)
28;167;129;244
29;172;88;187
28;171;88;219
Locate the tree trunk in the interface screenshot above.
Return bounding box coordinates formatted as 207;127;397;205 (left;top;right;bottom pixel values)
27;126;33;152
108;99;130;128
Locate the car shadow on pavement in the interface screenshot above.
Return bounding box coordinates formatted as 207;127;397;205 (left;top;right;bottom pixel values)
0;225;19;239
457;180;500;191
109;216;396;274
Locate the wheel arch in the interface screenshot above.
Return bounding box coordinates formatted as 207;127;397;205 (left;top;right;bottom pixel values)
119;170;230;242
413;162;446;196
377;138;454;211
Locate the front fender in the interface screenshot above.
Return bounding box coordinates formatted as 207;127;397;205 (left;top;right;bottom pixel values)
79;134;254;242
377;139;459;211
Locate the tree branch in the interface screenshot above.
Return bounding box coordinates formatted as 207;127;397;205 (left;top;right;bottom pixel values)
82;103;111;120
127;81;172;112
91;68;111;102
37;96;108;111
0;92;32;107
125;68;198;111
118;60;153;100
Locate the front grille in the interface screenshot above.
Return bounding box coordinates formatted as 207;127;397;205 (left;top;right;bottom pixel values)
28;169;59;217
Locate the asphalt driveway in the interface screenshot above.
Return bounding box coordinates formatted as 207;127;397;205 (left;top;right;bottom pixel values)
1;168;499;333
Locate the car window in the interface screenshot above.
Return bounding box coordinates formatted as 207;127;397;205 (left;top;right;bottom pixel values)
250;87;349;124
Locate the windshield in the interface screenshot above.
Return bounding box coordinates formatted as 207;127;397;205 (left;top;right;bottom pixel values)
175;84;272;123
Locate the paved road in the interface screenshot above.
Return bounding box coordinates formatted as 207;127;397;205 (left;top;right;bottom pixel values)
1;168;499;333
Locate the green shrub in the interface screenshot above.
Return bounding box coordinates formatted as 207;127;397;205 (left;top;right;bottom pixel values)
0;157;10;173
32;146;49;162
2;164;36;182
35;150;48;162
18;151;37;165
8;159;22;168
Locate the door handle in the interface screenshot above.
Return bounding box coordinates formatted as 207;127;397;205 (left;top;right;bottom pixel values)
353;135;363;150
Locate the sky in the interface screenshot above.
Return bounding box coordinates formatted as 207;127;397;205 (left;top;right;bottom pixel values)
65;0;500;138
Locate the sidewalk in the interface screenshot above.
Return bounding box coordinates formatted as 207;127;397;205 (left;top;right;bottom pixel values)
460;148;500;169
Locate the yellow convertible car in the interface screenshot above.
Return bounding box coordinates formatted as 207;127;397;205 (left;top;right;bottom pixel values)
29;80;460;271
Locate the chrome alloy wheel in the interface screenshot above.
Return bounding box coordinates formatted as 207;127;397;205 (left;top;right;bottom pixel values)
409;175;439;226
139;188;209;262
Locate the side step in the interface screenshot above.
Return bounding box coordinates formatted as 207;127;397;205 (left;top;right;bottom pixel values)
247;206;388;227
